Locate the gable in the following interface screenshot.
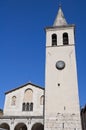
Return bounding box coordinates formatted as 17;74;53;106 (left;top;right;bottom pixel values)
5;82;44;95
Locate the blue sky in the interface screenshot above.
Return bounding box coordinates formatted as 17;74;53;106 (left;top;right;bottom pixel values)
0;0;86;109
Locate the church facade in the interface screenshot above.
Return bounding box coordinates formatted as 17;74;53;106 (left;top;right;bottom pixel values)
0;6;82;130
0;83;44;130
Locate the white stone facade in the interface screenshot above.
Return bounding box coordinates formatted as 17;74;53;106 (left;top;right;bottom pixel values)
0;6;82;130
4;83;44;116
0;83;44;130
44;7;82;130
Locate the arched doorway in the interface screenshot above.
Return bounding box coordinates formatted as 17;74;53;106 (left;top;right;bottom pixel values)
32;123;44;130
14;123;27;130
0;123;10;130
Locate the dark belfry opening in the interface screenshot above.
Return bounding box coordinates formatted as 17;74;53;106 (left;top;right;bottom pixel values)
52;34;57;46
63;33;69;45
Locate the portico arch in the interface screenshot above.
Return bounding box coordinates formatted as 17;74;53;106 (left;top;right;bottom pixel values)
14;123;27;130
0;123;10;130
32;123;44;130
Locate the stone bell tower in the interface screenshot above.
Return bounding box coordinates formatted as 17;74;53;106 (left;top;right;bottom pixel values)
44;6;82;130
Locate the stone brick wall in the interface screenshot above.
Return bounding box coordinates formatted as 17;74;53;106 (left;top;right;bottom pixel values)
45;113;82;130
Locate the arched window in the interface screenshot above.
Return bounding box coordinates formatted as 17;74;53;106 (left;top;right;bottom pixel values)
52;34;57;46
63;33;69;45
26;103;29;111
30;102;33;111
11;96;16;106
40;95;44;105
22;102;26;111
23;89;33;102
22;89;33;111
